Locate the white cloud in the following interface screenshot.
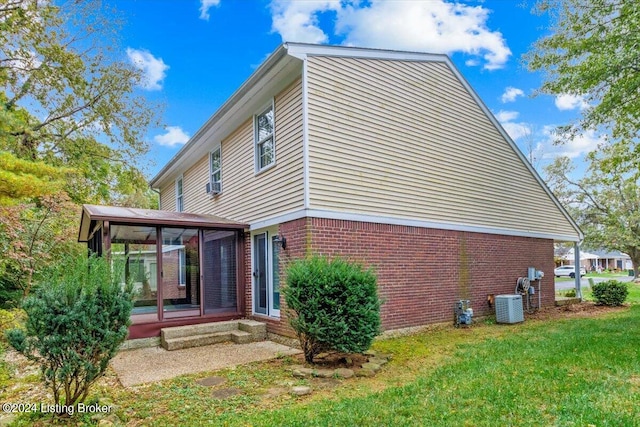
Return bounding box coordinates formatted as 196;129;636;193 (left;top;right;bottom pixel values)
494;110;519;123
501;122;531;141
126;48;169;91
199;0;221;21
154;126;190;147
270;0;511;70
555;94;589;111
494;110;531;141
271;0;341;44
541;126;604;159
501;86;524;103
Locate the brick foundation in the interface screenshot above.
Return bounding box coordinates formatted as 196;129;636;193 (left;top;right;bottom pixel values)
247;217;555;336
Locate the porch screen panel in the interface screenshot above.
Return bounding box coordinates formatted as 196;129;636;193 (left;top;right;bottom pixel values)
203;230;237;314
109;225;158;321
161;228;200;315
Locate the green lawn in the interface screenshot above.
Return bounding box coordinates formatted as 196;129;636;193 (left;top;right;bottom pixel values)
220;307;640;427
3;284;640;426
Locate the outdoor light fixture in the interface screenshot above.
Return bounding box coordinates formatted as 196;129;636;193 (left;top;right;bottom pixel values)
273;234;287;250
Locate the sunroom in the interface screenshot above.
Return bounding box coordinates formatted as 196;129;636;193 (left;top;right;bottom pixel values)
78;205;248;339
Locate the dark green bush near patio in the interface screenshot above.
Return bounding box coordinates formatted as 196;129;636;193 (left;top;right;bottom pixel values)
591;280;628;306
284;256;381;363
6;255;133;411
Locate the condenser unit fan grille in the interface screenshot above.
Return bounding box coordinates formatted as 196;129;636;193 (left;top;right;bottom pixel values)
495;294;524;324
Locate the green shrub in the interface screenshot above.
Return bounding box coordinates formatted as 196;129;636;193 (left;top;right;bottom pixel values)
283;256;381;363
564;289;576;298
6;255;133;411
591;280;629;306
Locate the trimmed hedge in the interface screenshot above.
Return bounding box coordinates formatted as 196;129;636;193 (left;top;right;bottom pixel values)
284;256;381;363
591;280;628;306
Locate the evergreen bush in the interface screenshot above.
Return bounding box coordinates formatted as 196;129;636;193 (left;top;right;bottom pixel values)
6;255;133;411
284;256;381;363
591;280;628;306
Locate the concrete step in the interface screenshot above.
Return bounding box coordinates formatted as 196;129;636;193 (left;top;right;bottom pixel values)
162;331;232;351
160;320;267;350
237;319;267;340
161;320;242;341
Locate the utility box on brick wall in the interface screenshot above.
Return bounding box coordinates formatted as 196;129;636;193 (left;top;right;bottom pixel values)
495;294;524;324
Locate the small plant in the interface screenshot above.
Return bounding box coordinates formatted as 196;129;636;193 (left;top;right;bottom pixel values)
564;289;577;298
591;280;628;306
6;254;133;412
284;255;381;363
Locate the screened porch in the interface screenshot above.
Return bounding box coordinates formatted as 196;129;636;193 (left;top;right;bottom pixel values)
78;205;248;339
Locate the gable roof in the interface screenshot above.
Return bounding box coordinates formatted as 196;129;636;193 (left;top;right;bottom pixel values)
150;43;583;242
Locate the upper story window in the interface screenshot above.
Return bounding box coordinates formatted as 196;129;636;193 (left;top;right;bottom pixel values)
175;176;183;212
209;146;222;195
255;103;275;172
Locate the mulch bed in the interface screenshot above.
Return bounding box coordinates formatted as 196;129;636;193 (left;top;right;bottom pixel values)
525;301;629;321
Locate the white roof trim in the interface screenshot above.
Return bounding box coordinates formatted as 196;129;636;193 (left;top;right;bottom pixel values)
248;208;582;242
150;44;291;188
284;42;448;63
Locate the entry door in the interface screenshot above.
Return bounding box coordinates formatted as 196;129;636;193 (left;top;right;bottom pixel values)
253;230;280;317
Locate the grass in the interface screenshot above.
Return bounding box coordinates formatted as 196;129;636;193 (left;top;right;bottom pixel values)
3;284;640;426
555;271;631;283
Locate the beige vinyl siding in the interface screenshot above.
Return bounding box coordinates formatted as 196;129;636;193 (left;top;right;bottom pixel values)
306;56;577;237
179;78;304;223
160;183;176;212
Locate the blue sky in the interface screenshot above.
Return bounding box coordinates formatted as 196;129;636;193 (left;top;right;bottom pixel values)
113;0;600;178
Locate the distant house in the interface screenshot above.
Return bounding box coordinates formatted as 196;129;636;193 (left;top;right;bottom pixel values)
557;248;632;272
79;43;582;339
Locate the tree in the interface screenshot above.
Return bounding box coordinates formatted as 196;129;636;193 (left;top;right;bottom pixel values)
525;1;640;152
0;151;69;206
0;0;160;204
284;256;381;363
6;255;133;412
0;1;160;301
545;142;640;278
0;193;79;299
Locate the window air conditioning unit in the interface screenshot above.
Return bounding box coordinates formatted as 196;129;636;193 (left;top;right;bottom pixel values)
495;294;524;324
205;181;221;195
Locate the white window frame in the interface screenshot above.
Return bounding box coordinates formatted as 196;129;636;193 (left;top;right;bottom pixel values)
250;226;280;318
175;176;184;212
254;100;276;173
209;145;222;195
178;247;186;287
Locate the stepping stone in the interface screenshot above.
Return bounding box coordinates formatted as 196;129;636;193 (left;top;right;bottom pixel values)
335;368;354;379
197;376;226;387
292;367;315;378
361;362;381;372
291;386;312;396
211;387;242;399
315;369;335;378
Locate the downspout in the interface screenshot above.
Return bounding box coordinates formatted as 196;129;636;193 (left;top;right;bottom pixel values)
574;241;582;299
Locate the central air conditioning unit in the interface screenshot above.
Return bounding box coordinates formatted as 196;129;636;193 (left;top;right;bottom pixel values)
495;294;524;324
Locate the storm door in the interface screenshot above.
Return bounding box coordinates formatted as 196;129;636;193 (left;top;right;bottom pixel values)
253;229;280;317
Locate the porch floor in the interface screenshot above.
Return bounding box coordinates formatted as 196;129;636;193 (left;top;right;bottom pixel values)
111;340;301;387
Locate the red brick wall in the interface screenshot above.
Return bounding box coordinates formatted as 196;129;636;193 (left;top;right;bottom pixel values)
245;217;555;335
242;231;252;317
